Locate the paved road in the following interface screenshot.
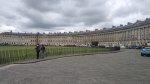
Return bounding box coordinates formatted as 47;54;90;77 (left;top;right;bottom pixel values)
0;49;150;84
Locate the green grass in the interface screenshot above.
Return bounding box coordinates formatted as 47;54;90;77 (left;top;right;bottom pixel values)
0;46;112;65
0;46;35;50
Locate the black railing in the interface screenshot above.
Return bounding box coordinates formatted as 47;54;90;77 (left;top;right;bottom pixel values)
0;47;114;65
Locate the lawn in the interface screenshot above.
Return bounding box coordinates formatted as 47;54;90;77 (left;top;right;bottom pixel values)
0;46;35;50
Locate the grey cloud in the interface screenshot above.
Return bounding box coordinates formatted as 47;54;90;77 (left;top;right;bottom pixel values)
0;11;17;20
18;8;70;29
0;7;18;25
113;0;150;18
0;12;18;26
134;0;150;15
113;6;138;17
78;7;109;25
61;0;110;25
1;0;150;33
75;0;106;7
0;0;22;28
18;0;110;30
22;0;62;12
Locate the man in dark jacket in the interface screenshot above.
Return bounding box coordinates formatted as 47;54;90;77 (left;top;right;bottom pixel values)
35;44;40;59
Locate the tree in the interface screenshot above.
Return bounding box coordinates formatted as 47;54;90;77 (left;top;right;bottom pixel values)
91;41;98;47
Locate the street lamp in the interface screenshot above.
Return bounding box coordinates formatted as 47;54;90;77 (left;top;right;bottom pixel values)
36;32;39;44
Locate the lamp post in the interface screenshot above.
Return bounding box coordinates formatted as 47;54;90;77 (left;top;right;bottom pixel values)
36;32;39;45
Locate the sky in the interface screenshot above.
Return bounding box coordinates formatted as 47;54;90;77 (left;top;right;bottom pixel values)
0;0;150;33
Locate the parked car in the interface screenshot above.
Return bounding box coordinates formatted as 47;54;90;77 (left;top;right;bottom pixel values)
131;46;137;49
120;45;126;48
105;45;110;48
141;47;150;56
135;46;142;49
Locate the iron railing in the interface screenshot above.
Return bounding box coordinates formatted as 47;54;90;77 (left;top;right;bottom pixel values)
0;47;112;65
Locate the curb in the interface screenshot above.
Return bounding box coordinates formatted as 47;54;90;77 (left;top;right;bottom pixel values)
13;50;124;64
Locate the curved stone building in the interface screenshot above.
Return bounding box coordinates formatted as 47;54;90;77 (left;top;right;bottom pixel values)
0;18;150;47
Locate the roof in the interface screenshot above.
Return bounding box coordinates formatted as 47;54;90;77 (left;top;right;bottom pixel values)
1;18;150;36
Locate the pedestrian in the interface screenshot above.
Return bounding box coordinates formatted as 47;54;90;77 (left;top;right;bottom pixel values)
41;45;45;58
35;44;40;59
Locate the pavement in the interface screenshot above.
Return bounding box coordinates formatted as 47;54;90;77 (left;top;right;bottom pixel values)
1;49;150;84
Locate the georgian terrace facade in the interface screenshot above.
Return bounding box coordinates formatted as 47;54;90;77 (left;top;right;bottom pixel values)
0;18;150;47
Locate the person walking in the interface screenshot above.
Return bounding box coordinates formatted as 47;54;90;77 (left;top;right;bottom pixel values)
35;44;40;59
41;45;45;58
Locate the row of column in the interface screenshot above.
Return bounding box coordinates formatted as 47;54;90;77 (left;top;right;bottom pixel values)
0;26;149;46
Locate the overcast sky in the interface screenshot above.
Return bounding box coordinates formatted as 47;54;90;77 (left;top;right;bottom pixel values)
0;0;150;33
